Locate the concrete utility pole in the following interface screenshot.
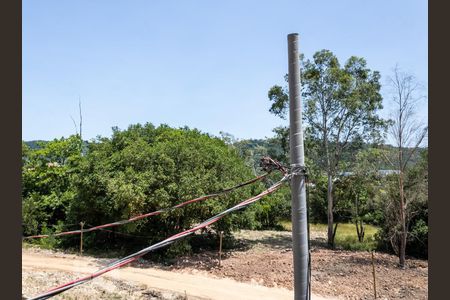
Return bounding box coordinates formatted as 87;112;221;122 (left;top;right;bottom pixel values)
288;33;309;300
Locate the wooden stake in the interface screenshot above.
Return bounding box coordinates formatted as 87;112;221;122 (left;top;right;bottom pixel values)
80;221;85;256
218;231;223;267
372;251;377;299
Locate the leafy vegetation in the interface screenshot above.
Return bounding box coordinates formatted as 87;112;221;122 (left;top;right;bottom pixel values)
375;149;428;259
263;51;427;263
22;51;427;264
22;136;82;236
22;124;291;257
279;222;379;251
268;50;387;248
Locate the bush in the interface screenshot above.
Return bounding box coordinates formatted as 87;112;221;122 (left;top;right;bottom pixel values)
375;150;428;259
22;124;294;257
60;124;272;255
22;136;82;236
253;185;290;230
307;176;328;224
407;219;428;259
335;233;377;251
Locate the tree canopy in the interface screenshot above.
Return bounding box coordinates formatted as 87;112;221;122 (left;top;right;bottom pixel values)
268;49;386;247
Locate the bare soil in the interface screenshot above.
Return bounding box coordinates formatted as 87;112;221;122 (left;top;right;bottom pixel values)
22;229;427;300
165;230;428;300
22;246;332;300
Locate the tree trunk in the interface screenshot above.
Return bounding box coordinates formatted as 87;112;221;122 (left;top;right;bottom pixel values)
399;172;407;268
354;193;364;242
327;174;334;248
356;220;365;242
332;222;339;244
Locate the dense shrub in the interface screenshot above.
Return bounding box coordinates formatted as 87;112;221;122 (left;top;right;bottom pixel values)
22;136;82;236
23;124;288;257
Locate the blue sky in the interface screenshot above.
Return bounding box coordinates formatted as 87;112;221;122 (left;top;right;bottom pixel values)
22;0;428;141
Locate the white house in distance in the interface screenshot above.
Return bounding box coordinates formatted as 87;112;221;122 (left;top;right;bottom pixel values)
338;170;400;177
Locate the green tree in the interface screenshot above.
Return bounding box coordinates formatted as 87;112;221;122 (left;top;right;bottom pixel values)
22;135;83;236
334;149;383;242
268;50;386;247
64;124;269;256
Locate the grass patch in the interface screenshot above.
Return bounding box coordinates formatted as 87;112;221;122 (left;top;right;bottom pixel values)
279;220;293;231
333;223;378;251
279;221;379;251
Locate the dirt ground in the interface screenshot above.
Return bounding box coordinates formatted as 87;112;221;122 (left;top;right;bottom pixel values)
22;247;333;300
22;229;427;300
165;230;428;300
22;247;188;300
22;268;186;300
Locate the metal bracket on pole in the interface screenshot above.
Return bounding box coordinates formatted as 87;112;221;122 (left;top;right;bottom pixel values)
291;164;308;177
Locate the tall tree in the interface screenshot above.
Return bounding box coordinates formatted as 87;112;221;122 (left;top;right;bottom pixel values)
268;50;386;247
382;66;428;267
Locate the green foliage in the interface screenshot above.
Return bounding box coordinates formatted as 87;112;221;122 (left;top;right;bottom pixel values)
307;175;328;223
38;222;67;249
22;136;82;236
375;149;428;258
268;50;387;175
301;50;386;173
268;49;387;247
268;126;290;164
335;234;378;252
252;185;290;229
50;124;273;256
408;219;428;258
332;223;379;251
280;222;378;251
403;149;428;259
22;124;296;257
268;84;289;119
333;149;385;241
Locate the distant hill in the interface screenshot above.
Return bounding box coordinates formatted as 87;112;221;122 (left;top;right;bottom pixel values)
24;140;89;152
24;140;48;150
232;138;426;171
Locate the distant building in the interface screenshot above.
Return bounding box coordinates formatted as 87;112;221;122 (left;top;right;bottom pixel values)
338;169;400;178
377;169;400;176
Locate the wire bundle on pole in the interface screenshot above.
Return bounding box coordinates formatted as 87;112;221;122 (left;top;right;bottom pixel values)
26;174;290;300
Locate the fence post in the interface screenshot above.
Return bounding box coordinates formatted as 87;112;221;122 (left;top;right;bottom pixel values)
218;231;223;267
372;251;377;299
80;221;85;256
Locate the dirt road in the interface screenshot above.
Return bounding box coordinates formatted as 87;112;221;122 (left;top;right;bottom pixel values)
22;248;334;300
